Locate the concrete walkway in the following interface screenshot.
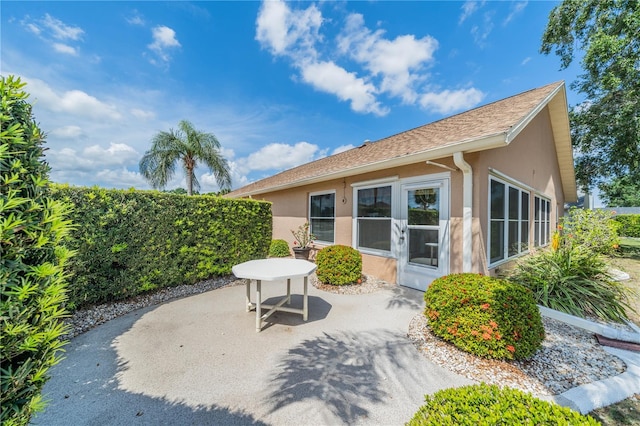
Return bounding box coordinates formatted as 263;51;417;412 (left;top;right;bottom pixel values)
32;281;473;425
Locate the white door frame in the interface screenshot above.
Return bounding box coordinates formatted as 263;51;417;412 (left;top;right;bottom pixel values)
397;174;450;291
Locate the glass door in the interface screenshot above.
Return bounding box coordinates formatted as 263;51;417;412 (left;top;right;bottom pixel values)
398;179;449;291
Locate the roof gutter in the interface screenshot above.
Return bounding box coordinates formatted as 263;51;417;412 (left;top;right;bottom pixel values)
453;152;473;272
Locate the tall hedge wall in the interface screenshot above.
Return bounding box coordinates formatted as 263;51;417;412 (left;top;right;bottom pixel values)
613;214;640;238
50;186;271;309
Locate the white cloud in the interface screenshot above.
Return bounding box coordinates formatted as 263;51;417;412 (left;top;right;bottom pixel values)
96;168;148;188
148;25;181;63
504;1;528;25
48;143;139;173
337;13;438;103
41;13;84;40
21;14;84;55
131;108;155;120
521;57;531;66
255;1;481;116
49;125;85;139
246;141;325;171
255;0;322;58
332;144;355;155
224;141;327;189
419;88;485;114
459;1;485;24
301;61;387;116
470;11;495;48
25;77;121;120
52;42;77;55
126;11;145;26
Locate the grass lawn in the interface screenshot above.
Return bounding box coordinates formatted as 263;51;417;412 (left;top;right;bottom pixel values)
590;239;640;423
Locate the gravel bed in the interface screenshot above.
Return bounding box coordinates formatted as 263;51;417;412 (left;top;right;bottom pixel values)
408;314;627;395
64;273;628;398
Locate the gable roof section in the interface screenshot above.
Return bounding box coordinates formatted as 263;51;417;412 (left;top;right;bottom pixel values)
229;81;577;202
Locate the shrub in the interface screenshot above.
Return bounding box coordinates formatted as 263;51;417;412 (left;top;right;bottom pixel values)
561;207;619;255
1;76;74;425
50;186;272;309
269;239;291;257
407;383;599;425
424;273;544;360
509;236;631;323
316;245;362;286
613;214;640;238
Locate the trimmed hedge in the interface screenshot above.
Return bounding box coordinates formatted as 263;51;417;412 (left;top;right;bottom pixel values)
424;273;544;360
407;383;599;425
316;245;362;286
613;214;640;238
269;239;291;257
50;186;271;309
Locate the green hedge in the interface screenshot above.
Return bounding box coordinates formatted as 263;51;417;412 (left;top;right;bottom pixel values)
613;214;640;238
50;186;271;309
407;383;599;425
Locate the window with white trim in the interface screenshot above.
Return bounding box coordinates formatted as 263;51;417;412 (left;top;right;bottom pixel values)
489;177;530;265
309;192;335;244
356;185;392;253
534;195;551;247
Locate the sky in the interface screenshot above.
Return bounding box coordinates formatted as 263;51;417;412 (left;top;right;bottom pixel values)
2;0;585;194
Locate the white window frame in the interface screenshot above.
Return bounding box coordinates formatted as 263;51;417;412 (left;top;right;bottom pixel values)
309;190;336;245
352;177;398;257
534;195;551;247
488;175;531;267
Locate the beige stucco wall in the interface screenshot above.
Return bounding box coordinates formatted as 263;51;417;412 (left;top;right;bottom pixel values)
250;106;569;285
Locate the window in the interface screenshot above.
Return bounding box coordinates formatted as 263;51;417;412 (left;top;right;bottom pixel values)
534;195;551;246
356;185;392;252
489;177;530;265
309;192;335;244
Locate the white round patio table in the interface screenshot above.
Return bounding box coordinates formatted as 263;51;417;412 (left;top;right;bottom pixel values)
232;258;317;332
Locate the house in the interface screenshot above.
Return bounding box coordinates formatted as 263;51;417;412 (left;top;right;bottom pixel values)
228;81;577;291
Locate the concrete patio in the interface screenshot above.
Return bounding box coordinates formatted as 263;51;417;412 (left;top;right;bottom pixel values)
32;279;473;425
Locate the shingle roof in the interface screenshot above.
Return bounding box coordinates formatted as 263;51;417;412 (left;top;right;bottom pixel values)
229;81;572;198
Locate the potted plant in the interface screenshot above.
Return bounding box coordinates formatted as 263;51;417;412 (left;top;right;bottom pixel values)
291;222;315;260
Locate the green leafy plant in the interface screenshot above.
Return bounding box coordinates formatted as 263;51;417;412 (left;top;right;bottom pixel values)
613;214;640;238
316;245;362;286
50;186;272;309
269;239;290;257
407;383;599;425
509;235;631;323
561;207;620;255
290;222;315;249
424;273;544;360
1;75;74;425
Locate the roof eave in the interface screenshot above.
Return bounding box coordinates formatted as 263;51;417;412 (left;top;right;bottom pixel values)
229;133;508;198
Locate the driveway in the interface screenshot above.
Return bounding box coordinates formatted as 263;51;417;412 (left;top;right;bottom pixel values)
32;280;472;425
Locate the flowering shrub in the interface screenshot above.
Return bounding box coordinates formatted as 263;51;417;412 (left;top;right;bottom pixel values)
316;245;362;286
561;207;619;255
424;273;544;360
407;383;599;425
290;222;315;249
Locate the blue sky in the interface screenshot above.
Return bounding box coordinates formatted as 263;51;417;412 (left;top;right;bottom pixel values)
2;1;583;193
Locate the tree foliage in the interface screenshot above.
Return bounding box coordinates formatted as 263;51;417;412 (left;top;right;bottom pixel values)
139;120;231;196
1;75;74;425
541;0;640;205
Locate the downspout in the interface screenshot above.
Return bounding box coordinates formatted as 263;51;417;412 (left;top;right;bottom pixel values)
453;152;472;272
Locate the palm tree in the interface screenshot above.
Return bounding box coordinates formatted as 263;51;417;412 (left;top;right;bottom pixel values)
139;120;231;195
